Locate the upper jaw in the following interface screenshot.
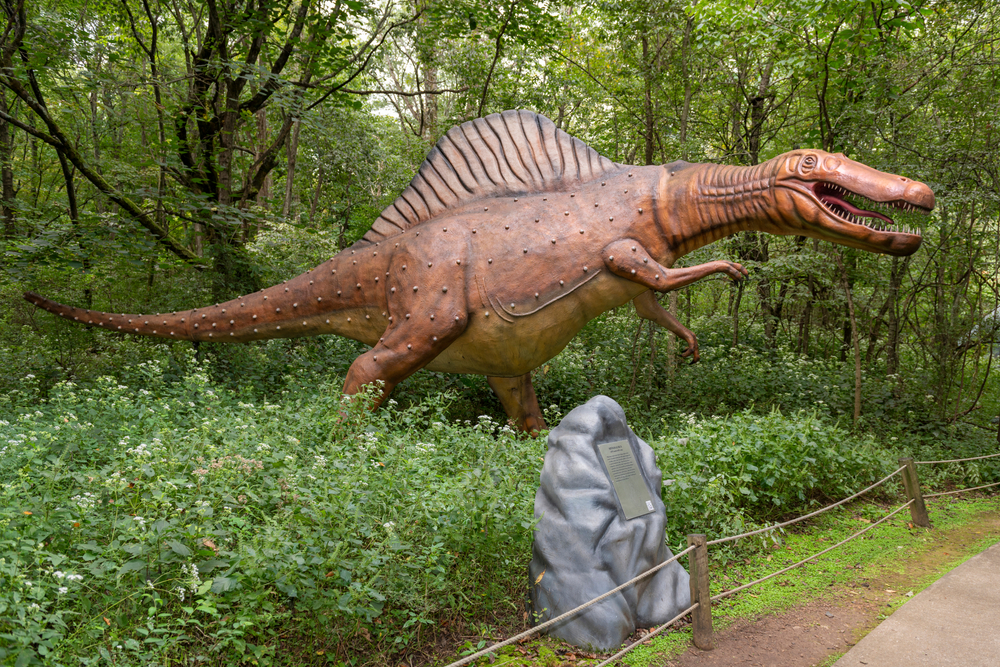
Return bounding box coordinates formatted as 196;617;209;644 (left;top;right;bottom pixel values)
779;177;932;255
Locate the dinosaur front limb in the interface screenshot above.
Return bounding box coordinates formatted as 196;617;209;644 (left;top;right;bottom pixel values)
603;239;747;291
488;373;546;435
633;290;700;363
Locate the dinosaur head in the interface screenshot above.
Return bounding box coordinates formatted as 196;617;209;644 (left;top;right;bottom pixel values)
770;150;933;256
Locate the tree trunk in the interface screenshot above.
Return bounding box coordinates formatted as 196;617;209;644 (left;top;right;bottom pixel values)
837;252;862;425
89;85;105;216
282;118;301;219
799;276;814;355
0;89;15;238
256;109;273;206
337;173;353;250
732;282;743;346
679;17;693;161
308;165;324;222
747;62;773;166
641;35;655;166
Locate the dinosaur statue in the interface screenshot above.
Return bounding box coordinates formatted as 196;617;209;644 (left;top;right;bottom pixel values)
25;110;933;433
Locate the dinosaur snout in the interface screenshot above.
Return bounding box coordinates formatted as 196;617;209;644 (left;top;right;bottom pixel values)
903;180;934;211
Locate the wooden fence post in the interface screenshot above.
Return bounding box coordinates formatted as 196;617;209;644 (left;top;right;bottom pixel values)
898;457;931;528
686;533;713;650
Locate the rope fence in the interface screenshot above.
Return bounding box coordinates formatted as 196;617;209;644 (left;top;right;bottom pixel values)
925;480;1000;498
710;500;914;603
444;545;695;667
592;604;699;667
442;452;1000;667
916;451;1000;465
707;466;906;547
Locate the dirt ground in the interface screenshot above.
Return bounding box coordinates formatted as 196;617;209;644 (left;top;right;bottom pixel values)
662;509;1000;667
664;597;878;667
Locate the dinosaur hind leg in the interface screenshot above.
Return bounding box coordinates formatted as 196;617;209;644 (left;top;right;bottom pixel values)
487;373;546;436
343;268;469;409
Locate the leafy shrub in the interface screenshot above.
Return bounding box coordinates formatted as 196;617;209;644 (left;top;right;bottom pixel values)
1;298;994;665
650;409;894;546
0;361;542;665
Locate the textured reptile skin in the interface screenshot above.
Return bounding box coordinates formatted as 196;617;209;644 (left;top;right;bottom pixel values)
25;111;934;433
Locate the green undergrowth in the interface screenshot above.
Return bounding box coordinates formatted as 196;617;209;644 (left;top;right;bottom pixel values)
706;495;1000;620
474;495;1000;667
614;495;1000;667
0;349;997;666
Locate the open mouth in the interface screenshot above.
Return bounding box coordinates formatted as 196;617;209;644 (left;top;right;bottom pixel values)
813;183;928;236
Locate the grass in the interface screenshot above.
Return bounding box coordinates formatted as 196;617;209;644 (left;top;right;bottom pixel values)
459;493;1000;667
625;494;1000;667
1;339;997;666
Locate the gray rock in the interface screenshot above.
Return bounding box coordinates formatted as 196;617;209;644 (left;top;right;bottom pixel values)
528;395;691;650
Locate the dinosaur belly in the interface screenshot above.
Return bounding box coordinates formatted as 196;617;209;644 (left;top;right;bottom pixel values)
424;271;644;376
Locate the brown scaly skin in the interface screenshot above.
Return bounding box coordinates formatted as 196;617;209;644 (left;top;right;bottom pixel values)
24;145;933;434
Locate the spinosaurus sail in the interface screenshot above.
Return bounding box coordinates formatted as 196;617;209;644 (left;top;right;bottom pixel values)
26;110;934;433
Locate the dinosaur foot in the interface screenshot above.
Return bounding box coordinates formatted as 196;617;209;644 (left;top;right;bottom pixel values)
488;373;547;436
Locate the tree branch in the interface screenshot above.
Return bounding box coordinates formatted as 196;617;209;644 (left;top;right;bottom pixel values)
0;106;206;266
478;0;518;117
340;86;468;97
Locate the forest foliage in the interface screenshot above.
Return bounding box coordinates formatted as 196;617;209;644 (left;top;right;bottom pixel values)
0;0;997;426
1;0;999;664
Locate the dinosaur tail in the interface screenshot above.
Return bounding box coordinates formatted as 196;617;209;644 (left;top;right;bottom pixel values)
24;250;389;343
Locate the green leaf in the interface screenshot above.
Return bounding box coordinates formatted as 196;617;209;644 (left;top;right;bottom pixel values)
194;559;229;573
167;541;192;557
211;576;238;593
118;560;146;575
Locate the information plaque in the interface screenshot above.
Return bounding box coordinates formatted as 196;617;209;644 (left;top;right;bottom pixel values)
597;440;655;520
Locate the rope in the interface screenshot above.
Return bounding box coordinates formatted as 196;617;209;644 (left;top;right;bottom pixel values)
441;457;992;667
710;499;914;603
592;603;699;667
924;480;1000;498
707;466;906;547
916;451;1000;465
441;544;696;667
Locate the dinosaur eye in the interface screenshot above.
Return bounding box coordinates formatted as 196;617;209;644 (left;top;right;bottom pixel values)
800;154;817;172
